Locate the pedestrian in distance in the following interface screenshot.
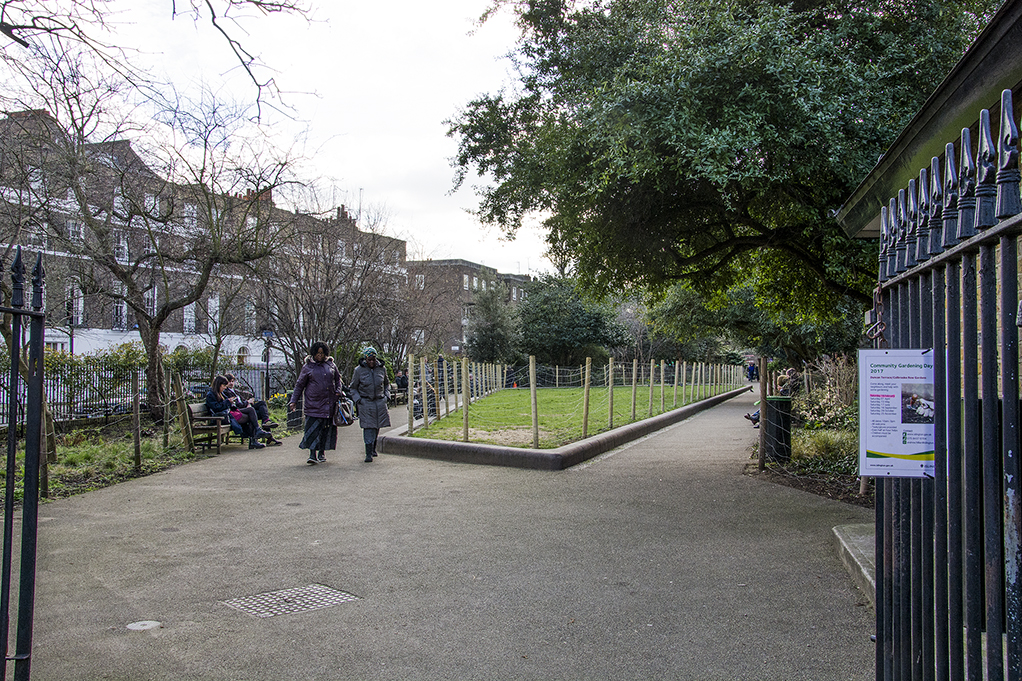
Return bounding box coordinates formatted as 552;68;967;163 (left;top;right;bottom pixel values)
288;341;343;465
349;346;390;463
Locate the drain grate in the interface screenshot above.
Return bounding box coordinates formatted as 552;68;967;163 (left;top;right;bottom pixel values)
220;584;360;618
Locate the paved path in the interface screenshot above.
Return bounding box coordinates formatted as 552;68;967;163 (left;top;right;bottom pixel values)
19;390;874;680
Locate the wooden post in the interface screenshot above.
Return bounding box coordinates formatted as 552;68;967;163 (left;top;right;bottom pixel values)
582;357;592;438
608;357;614;430
462;357;470;442
173;372;194;453
660;359;666;412
647;359;655;417
443;359;450;418
555;365;559;388
530;355;539;448
631;358;638;421
420;355;429;430
408;354;415;434
434;357;441;418
673;360;680;408
132;370;141;471
163;398;170;450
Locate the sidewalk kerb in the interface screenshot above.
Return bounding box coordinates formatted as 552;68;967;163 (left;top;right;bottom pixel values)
378;385;752;470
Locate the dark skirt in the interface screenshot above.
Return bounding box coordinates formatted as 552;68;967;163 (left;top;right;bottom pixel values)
299;416;337;452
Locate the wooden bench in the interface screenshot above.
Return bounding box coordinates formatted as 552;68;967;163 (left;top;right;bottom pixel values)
185;403;237;455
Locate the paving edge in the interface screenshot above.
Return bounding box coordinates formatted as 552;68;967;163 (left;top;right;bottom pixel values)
833;523;876;608
377;385;752;470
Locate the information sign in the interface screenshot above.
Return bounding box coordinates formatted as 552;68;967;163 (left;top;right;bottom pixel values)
858;348;935;478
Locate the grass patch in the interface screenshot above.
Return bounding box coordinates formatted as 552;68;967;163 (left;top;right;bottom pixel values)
411;385;722;448
755;428;872;507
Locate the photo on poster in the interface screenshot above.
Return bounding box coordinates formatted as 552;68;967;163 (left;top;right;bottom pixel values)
900;383;935;424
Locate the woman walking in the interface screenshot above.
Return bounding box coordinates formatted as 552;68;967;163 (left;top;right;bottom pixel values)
288;342;342;465
349;346;390;463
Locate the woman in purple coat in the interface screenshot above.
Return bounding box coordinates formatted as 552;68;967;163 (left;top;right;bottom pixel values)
288;342;342;465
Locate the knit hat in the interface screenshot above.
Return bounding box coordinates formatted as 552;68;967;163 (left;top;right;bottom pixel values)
361;346;378;359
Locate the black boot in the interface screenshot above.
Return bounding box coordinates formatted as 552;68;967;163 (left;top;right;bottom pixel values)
364;443;374;463
371;439;378;457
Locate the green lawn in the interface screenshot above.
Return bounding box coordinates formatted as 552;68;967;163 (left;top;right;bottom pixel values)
411;385;727;448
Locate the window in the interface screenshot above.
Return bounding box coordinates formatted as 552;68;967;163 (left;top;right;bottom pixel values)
207;293;220;334
246;216;258;231
65;281;83;326
144;288;157;317
45;341;67;353
236;346;250;365
144;193;158;214
415;274;425;290
66;220;83;243
113;189;125;215
473;276;478;290
481;280;486;291
182;203;197;229
114;233;128;263
394;251;400;265
463;274;469;290
512;287;517;301
183;303;196;334
338;240;346;258
112;283;127;330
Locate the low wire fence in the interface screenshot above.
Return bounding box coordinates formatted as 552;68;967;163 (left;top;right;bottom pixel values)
405;355;745;448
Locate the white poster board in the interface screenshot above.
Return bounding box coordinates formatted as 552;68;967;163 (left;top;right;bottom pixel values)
858;349;935;478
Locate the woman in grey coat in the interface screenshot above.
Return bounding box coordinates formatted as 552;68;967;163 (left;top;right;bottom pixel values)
349;346;390;462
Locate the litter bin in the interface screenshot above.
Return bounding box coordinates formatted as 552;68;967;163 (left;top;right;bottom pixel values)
763;395;791;463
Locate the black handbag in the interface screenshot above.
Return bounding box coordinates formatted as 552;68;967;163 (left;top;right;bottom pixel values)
334;397;355;427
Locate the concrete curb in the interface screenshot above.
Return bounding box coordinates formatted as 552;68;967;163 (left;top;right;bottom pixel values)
833;523;876;607
377;385;752;470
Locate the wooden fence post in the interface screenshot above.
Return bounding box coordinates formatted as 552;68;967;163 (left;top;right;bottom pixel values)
674;360;680;408
647;359;655;417
660;359;666;412
631;359;638;421
408;354;415;435
582;357;591;438
608;357;614;430
420;355;429;431
173;372;194;453
462;357;470;442
530;355;539;449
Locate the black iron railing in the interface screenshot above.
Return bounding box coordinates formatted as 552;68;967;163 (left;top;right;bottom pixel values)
874;88;1021;681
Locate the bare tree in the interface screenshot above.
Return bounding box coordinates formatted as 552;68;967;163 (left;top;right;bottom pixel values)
256;200;406;378
0;0;310;116
0;51;301;417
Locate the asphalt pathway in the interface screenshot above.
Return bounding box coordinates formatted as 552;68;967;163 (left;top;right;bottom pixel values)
17;389;874;680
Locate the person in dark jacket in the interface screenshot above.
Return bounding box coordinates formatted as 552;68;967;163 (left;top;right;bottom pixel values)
206;375;270;449
288;342;342;465
349;346;390;463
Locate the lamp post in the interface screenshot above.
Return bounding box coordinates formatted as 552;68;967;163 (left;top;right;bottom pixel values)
261;328;273;400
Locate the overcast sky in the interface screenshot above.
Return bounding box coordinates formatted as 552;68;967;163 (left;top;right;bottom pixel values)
125;0;551;277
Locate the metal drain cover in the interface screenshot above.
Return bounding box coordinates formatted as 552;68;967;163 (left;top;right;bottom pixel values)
220;584;360;618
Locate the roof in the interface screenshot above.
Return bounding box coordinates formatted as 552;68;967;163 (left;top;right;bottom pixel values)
836;0;1022;238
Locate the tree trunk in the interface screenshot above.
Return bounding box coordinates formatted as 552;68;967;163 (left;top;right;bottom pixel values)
137;327;167;421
